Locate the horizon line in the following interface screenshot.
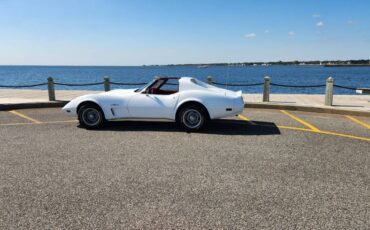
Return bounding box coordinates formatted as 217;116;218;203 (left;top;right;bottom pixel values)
0;59;369;67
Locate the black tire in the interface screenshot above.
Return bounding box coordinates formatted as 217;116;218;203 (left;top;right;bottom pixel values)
78;104;105;129
177;104;207;131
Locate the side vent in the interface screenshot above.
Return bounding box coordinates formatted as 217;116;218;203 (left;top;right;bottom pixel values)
110;108;115;116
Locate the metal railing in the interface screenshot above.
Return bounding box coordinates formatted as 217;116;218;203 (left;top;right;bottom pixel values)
0;75;363;106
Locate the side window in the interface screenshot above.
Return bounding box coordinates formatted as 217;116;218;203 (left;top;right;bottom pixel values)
160;79;179;91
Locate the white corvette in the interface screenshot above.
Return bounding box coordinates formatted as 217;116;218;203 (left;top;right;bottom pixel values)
62;77;244;131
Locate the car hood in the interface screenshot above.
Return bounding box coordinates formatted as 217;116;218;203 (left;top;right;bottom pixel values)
62;89;137;110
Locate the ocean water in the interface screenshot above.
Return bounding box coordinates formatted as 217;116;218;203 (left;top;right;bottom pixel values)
0;65;369;94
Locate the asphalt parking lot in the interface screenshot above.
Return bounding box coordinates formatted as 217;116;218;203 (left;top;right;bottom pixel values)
0;108;369;229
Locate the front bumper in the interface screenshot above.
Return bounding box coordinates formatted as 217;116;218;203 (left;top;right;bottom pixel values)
62;103;77;116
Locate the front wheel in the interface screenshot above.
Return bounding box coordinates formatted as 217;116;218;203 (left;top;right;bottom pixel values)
177;105;207;131
78;104;105;129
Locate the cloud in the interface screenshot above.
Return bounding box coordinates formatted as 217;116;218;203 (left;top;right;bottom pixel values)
316;21;324;27
347;20;356;25
264;29;269;33
312;14;320;18
245;33;256;38
288;31;295;36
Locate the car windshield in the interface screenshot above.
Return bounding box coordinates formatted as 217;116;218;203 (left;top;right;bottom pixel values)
135;79;156;92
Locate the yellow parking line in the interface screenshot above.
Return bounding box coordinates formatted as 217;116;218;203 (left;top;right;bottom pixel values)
237;116;370;142
280;110;320;131
44;120;78;124
238;114;257;125
0;120;77;127
316;130;370;142
277;125;370;142
346;116;370;129
8;110;41;124
277;125;312;132
0;122;32;126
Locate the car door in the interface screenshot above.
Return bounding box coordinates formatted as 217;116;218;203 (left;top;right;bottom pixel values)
127;93;180;119
127;78;180;119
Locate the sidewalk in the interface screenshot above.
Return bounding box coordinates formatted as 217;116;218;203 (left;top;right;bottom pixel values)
1;89;369;113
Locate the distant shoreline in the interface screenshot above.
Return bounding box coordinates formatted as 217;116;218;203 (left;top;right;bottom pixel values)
158;59;370;67
324;64;370;67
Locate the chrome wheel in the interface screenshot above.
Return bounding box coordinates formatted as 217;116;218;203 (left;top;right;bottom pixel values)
81;108;101;126
182;109;202;129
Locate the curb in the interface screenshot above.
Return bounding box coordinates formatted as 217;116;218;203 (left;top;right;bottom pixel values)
245;102;370;117
0;101;68;111
1;101;369;117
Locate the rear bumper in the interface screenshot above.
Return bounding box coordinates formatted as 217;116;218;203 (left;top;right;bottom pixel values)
233;96;244;114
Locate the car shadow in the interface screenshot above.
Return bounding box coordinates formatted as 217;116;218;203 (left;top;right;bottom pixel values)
81;119;281;136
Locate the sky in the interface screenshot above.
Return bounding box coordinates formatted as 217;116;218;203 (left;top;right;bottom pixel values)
0;0;369;65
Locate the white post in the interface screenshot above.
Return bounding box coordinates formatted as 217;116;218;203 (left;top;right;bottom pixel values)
325;76;334;106
263;76;270;102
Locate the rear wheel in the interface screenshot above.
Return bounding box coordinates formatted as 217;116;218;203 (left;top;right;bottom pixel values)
78;104;104;129
177;104;207;131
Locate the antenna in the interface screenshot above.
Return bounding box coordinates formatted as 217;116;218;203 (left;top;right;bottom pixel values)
226;59;230;90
